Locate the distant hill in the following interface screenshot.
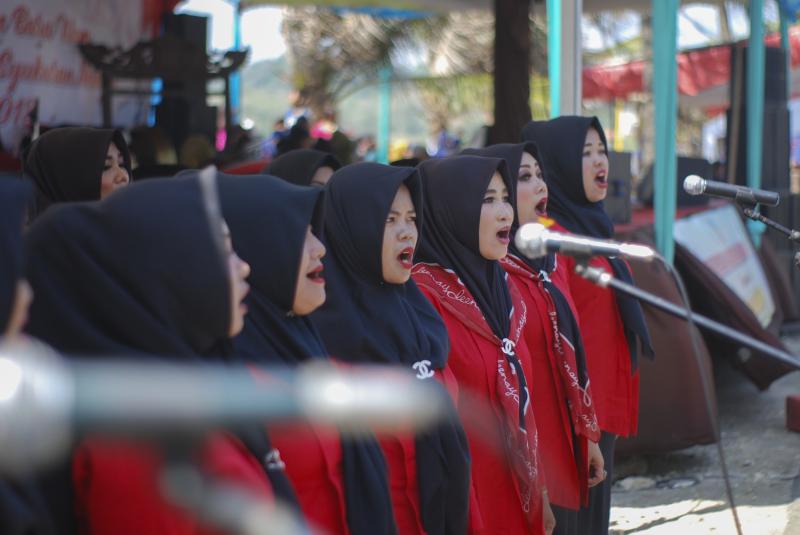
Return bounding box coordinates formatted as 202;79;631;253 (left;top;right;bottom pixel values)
241;56;293;133
241;55;434;145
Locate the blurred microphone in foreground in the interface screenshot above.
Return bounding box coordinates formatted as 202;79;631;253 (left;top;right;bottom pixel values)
0;342;447;476
514;223;656;262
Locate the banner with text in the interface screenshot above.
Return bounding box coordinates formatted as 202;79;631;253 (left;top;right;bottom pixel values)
0;1;150;153
673;204;775;327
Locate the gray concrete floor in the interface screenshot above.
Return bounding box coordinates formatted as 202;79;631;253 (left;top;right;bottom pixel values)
609;338;800;534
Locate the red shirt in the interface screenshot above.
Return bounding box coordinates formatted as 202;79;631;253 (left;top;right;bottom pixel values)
555;223;639;437
74;433;274;535
269;423;349;535
501;254;601;510
413;264;545;535
378;367;466;535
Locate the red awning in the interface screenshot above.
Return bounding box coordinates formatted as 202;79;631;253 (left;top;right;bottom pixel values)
583;26;800;102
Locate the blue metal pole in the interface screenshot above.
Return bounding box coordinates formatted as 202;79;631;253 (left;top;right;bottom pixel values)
377;65;392;164
747;0;766;244
652;0;679;263
547;0;561;117
230;0;242;125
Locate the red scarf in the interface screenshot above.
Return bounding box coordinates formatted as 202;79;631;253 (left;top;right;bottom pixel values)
501;254;601;443
412;262;543;521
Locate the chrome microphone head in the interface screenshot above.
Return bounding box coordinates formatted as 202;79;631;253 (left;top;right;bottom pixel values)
514;223;548;259
683;175;706;195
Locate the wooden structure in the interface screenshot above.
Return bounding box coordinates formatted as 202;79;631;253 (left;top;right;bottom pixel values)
78;34;248;131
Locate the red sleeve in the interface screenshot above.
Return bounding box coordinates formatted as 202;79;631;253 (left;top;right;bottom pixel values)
74;434;273;535
416;284;486;533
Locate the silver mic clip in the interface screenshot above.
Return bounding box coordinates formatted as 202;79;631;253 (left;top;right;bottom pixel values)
573;264;613;288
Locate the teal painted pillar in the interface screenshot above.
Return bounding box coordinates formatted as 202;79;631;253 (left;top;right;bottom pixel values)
747;0;766;244
377;65;391;164
230;0;242;125
547;0;562;117
780;7;791;114
652;0;679;263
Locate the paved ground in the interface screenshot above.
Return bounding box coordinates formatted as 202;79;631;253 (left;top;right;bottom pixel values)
609;337;800;535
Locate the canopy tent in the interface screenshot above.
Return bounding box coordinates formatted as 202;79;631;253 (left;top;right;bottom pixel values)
583;26;800;107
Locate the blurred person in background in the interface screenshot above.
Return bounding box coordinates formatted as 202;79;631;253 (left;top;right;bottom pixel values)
266;149;341;187
179;134;217;170
23;127;132;220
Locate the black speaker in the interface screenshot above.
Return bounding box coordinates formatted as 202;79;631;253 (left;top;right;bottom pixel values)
157;13;215;156
636;157;711;208
729;45;788;104
606;151;632;224
725;104;790;192
725;45;790;192
162;13;208;51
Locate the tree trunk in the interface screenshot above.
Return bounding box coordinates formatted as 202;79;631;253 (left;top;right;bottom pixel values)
638;13;655;175
489;0;532;144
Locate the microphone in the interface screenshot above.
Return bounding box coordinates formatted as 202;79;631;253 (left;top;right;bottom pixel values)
0;342;447;474
514;223;656;262
683;175;780;206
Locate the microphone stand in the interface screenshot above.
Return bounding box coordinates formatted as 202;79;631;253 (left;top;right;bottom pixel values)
573;257;763;535
739;204;800;270
573;263;800;370
159;456;313;535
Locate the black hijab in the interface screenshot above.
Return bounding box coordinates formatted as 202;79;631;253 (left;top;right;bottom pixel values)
23;171;229;535
0;180;31;331
522;116;654;364
24;127;133;219
0;181;55;535
219;173;327;364
415;155;516;339
265;149;341;186
416;155;534;433
312;163;470;535
216;173;397;535
462;142;549;274
464;142;593;401
24;172;229;358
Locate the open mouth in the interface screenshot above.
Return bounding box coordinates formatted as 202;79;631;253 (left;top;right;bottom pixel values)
534;197;548;217
307;264;325;284
397;247;414;269
594;172;608;188
496;226;511;244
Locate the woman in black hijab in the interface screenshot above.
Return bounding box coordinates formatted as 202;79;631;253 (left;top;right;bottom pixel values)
1;180;33;340
0;179;56;535
216;172;397;535
264;148;341;187
411;155;548;534
24;173;271;535
522;117;654;535
464;143;606;534
23;127;133;219
311;162;470;535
